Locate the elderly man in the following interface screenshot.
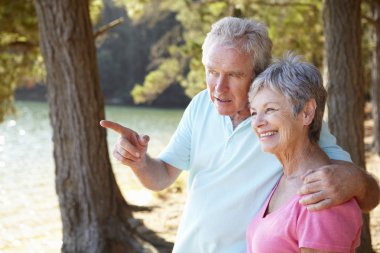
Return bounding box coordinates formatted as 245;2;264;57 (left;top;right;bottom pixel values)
101;17;379;253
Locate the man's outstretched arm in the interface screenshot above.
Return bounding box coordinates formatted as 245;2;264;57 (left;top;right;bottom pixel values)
100;120;181;191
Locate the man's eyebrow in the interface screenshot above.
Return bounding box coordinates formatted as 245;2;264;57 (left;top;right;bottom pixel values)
230;71;247;77
233;71;244;74
204;67;247;77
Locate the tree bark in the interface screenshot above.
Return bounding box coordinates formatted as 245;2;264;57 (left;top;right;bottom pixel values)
323;1;373;252
33;0;156;252
371;0;380;155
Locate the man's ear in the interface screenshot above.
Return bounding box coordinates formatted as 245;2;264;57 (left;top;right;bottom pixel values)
303;99;316;126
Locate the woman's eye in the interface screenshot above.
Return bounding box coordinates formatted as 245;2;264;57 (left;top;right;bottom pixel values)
250;111;257;116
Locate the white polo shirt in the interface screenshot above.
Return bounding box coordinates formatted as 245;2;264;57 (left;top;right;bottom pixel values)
159;90;351;253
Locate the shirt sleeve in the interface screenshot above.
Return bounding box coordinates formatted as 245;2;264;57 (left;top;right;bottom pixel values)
318;121;352;162
297;199;362;252
158;94;198;171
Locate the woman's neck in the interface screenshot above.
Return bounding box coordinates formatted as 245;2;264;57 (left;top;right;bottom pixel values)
276;138;331;179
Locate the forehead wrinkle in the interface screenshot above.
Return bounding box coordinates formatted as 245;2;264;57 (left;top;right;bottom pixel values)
206;43;253;70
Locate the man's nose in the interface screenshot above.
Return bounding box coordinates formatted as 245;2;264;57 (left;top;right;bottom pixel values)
215;75;228;92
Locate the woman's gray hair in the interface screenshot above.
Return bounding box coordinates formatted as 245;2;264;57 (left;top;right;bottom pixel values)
202;17;272;76
248;52;327;142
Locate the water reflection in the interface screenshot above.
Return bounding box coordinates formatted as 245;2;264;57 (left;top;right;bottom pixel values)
0;100;184;252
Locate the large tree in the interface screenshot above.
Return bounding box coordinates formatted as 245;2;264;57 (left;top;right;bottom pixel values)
323;0;373;252
369;0;380;154
33;0;160;252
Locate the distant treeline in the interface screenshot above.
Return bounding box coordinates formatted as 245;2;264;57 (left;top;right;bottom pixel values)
16;0;191;108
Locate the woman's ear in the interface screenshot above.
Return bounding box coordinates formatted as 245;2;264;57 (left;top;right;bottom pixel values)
303;99;316;126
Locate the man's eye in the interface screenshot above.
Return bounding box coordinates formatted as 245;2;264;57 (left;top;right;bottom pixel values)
229;73;242;78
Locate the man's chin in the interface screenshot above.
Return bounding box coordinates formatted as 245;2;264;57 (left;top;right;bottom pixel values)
215;107;231;116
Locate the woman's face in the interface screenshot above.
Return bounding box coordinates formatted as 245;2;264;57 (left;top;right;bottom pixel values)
249;87;305;154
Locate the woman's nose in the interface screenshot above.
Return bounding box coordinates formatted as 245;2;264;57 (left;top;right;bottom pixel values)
251;113;266;129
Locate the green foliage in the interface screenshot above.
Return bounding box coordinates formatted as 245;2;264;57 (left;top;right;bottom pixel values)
115;0;153;20
90;0;104;24
254;1;323;66
0;0;103;122
127;0;324;104
181;56;206;98
131;58;181;103
0;0;40;122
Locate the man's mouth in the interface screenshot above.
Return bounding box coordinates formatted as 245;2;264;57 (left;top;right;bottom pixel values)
215;96;232;103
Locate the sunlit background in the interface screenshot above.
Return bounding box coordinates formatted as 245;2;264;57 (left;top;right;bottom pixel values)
0;101;184;252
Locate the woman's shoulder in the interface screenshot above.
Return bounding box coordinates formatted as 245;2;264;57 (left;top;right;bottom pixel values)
295;198;362;251
295;197;362;227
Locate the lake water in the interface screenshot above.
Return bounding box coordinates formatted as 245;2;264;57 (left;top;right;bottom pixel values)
0;101;184;252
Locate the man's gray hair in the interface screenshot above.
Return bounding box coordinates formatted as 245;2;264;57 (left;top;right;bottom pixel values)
202;17;272;76
248;52;327;142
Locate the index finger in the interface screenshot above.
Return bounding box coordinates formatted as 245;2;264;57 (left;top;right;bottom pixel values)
100;120;134;137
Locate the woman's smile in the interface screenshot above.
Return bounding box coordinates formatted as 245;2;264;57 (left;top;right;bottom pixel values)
257;130;278;139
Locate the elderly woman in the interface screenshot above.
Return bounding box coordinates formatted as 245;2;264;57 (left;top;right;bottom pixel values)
246;54;362;253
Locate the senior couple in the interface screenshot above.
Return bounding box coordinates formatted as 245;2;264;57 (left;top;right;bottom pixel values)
101;17;380;252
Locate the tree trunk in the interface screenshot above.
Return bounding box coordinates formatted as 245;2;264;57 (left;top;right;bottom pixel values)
371;0;380;155
323;1;373;252
33;0;156;252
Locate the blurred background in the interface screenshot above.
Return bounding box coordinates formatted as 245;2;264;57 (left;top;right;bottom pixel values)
0;0;379;252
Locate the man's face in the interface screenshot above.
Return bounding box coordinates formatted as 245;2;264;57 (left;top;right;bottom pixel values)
204;43;254;118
